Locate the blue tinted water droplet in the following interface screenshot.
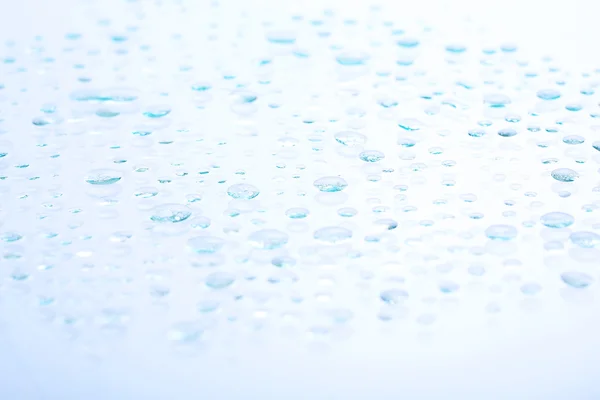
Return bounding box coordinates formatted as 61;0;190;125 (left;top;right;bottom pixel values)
551;168;578;182
248;229;289;249
498;128;517;137
540;212;574;228
227;183;260;199
561;271;593;289
313;176;348;192
272;256;296;268
445;44;466;53
266;30;297;44
335;51;369;66
359;150;385;162
439;281;460;293
143;105;171;118
150;204;192;223
521;282;542;295
168;322;203;343
334;131;367;146
565;103;582;112
569;231;600;248
188;235;225;254
286;207;309;219
314;226;352;243
380;289;408;304
484;93;511;108
563;135;584;145
1;232;23;242
190;216;211;229
205;271;235;289
337;207;357;217
197;300;219;313
396;37;419;48
592;141;600;152
468;128;486;138
85;169;122;185
191;82;212;91
485;224;517;240
537;89;561;100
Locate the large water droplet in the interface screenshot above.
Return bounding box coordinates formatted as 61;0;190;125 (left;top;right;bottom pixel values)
313;176;348;192
540;212;575;228
485;224;517;240
227;183;260;199
560;271;594;288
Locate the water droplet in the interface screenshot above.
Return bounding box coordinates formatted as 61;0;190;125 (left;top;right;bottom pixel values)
143;105;171;118
150;204;192;223
266;30;297;44
561;271;594;289
485;224;517;240
380;289;409;304
537;89;561;100
359;150;385;162
286;207;309;219
498;128;517;138
335;51;369;66
248;229;289;249
569;231;600;248
205;271;235;289
188;235;225;254
227;183;260;199
563;135;584;145
314;226;352;243
313;176;348;192
540;212;574;228
85;169;122;185
484;93;511;108
551;168;578;182
334;131;367;146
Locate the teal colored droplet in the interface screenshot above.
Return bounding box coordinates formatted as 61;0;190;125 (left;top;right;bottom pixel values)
485;224;517;240
313;176;348;192
150;204;192;223
537;89;561;100
85;169;122;185
540;212;574;228
313;226;352;243
380;289;408;304
248;229;289;249
569;231;600;248
561;271;593;289
205;271;235;289
285;207;309;219
335;51;369;66
551;168;578;182
227;183;260;199
334;131;367;146
359;150;385;162
188;235;225;254
563;135;584;145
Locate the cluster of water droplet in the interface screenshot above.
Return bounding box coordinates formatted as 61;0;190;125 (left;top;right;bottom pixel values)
1;0;599;352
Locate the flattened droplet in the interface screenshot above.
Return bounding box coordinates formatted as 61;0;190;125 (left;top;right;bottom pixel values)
314;226;352;243
205;272;235;289
227;183;260;199
85;169;122;185
380;289;409;304
150;204;192;223
188;236;225;254
551;168;578;182
313;176;348;192
248;229;289;249
485;225;517;241
561;271;594;289
540;212;575;228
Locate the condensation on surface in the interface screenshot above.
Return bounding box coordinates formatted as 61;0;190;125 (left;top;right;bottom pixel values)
1;0;600;399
